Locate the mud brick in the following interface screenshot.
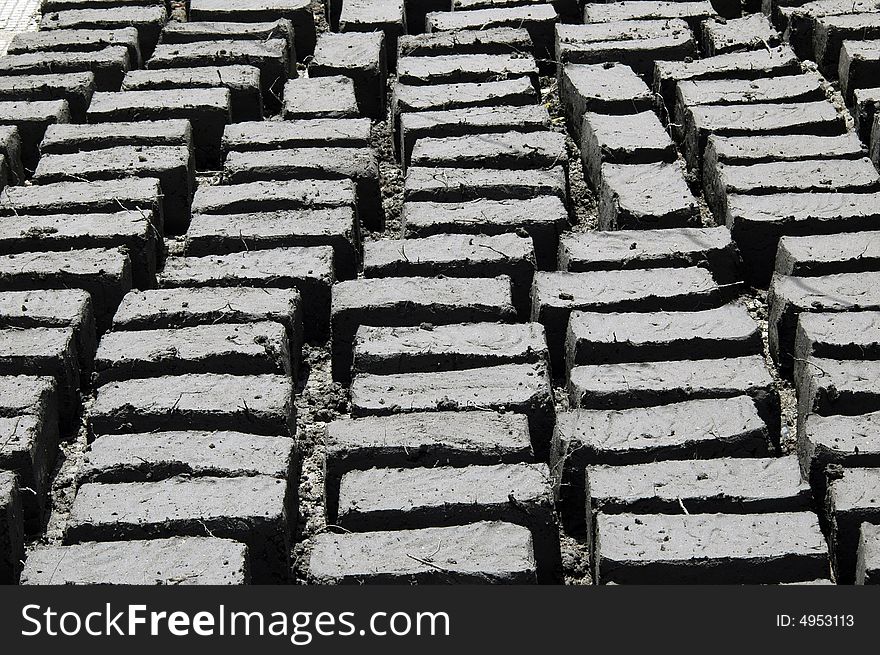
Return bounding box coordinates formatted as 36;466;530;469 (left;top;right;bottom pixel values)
797;358;880;426
531;267;721;374
0;72;94;123
0;248;131;332
32;145;193;235
398;26;532;58
41;120;191;162
331;275;516;383
157;247;333;341
223;119;370;155
704;133;864;169
112;287;303;348
403;197;566;270
90;372;294;437
653;45;801;112
40;7;168;58
337;463;560;582
190;0;315;57
191;179;356;217
840;39;880;103
794;312;880;384
857;523;880;584
0;472;23;583
0;127;23;186
776;231;880;277
558;62;653;143
8;27;142;67
705;159;879;221
827;467;880;582
814;13;880;75
122;66;263;122
310;520;536;584
311;32;385;120
396;53;539;87
21;537;249;585
769;272;880;374
0;414;56;532
42;0;168;9
551;396;770;528
410;130;565;173
94;322;293;385
566;303;760;372
0;100;70;173
80;430;295;484
185;208;360;281
701;14;778;56
427;5;557;63
362;233;535;317
581;111;676;189
595;512;828;584
282;75;358;119
783;0;880;60
853;87;880;141
354;321;547;376
66;476;290;583
598;161;698;230
555;20;696;76
0;178;164;236
558;226;741;283
682;101;845;172
223;148;382;231
160;19;295;58
568;355;779;439
335;0;403;69
583;2;718;32
0;47;130;93
405;166;566;204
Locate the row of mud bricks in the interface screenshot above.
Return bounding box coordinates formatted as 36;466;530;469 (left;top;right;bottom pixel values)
0;0;879;586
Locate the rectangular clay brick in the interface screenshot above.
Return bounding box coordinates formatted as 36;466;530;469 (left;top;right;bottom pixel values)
796;358;880;427
0;47;131;93
856;523;880;584
409;130;564;172
399;26;531;58
853;86;880;141
8;27;142;67
0;472;23;584
40;6;167;56
397;53;538;87
282;75;358;119
311;32;385;119
703;133;864;168
598;161;698;230
0;412;58;532
813;12;880;75
0;72;94;123
828;467;880;582
781;0;879;59
584;1;718;30
839;39;880;103
404;166;567;203
0;99;71;172
41;119;192;158
701;13;779;56
222;118;371;154
191;179;356;216
794;311;880;383
160;18;295;55
776;231;880;277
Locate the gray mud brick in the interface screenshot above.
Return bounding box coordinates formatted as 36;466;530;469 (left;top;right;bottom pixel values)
814;13;880;76
80;430;295;484
796;358;880;426
191;179;356;217
0;100;70;173
223;148;382;231
185;208;360;281
396;53;539;87
794;311;880;384
331;275;516;383
156;247;333;341
583;1;718;32
350;362;555;459
354;321;548;375
531;267;721;375
427;5;558;63
853;87;880;142
776;231;880;277
0;47;130;93
0;473;23;583
566;303;761;371
222;119;371;154
783;0;880;60
336;0;403;69
840;39;880;103
311;32;386;120
558;226;741;283
581;111;676;189
682;101;845;173
399;104;549;168
337;463;560;582
20;537;249;585
558;62;653;143
397;26;533;59
42;0;168;10
112;287;303;349
0;127;23;186
324;411;533;521
32;145;193;235
309;521;536;584
453;0;579;19
65;476;290;583
87;89;231;169
725;192;880;286
551;396;770;528
148;40;291;106
653;45;801;112
190;0;316;58
8;27;141;68
701;14;778;56
40;7;168;58
0;72;94;123
0;248;131;333
94;322;293;385
159;17;295;52
410;130;566;173
857;523;880;584
769;272;880;374
568;355;780;439
0;178;164;236
282;75;358;119
555;20;696;76
598;161;699;230
122;66;263;122
595;512;828;584
90;373;294;438
704;133;864;169
362;232;535;317
404;166;566;204
705;158;879;221
827;467;880;583
40;120;191;162
0;414;56;532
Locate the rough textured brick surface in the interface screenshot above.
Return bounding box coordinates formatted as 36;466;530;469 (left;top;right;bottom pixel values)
828;468;880;583
0;413;59;530
776;232;880;277
0;472;23;584
799;411;880;499
598;161;699;230
856;523;880;585
794;311;880;383
0;72;95;122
